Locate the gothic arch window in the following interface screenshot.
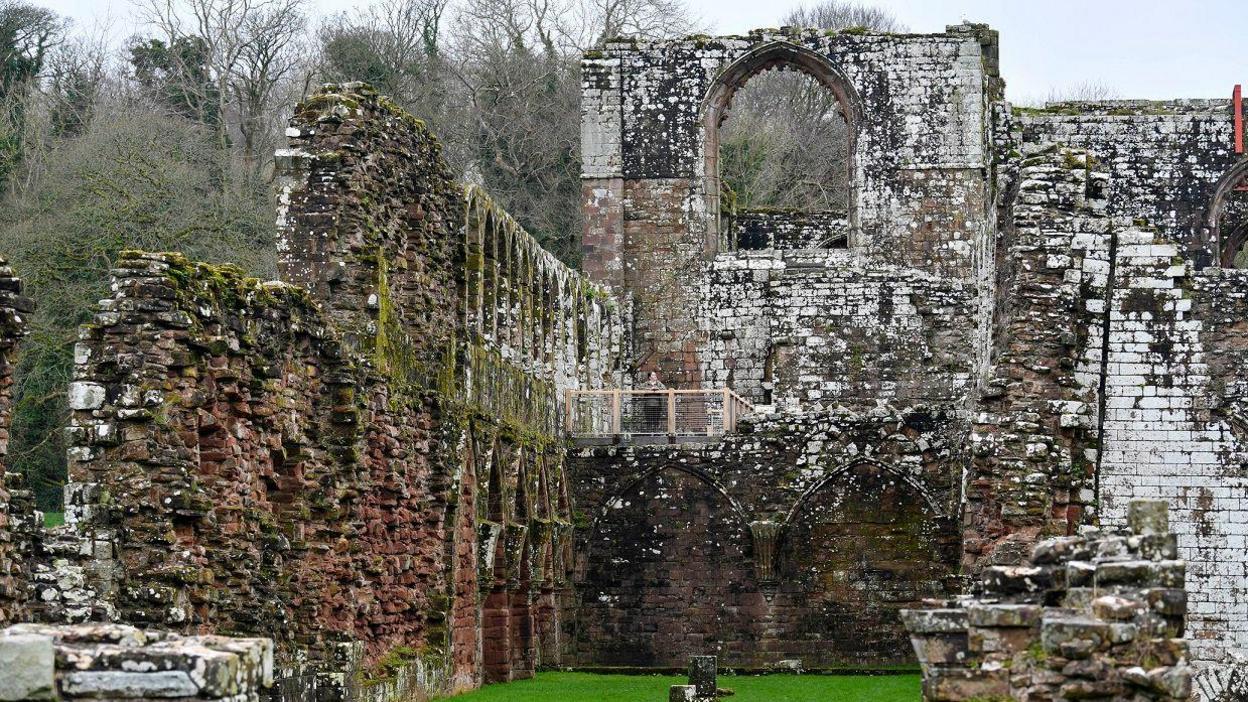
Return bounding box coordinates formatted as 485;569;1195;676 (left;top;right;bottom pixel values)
1209;158;1248;267
704;42;860;252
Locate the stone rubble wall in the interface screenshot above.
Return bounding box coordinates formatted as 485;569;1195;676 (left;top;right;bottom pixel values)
567;407;965;668
0;623;273;702
0;259;34;625
1007;110;1248;667
727;209;849;250
1017;102;1238;257
698;249;977;407
963;146;1119;571
903;500;1192;701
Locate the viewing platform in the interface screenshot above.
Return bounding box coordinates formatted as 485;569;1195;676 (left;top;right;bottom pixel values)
565;388;755;444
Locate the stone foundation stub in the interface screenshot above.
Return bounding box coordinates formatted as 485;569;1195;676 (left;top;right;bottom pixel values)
688;655;717;697
668;685;697;702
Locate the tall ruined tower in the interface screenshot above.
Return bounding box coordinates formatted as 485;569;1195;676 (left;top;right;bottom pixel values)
574;22;1248;679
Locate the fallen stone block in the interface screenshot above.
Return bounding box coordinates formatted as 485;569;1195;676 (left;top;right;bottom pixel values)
0;632;55;701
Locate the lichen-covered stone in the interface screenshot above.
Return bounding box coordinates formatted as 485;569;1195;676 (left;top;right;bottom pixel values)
903;500;1192;701
11;84;622;699
0;632;54;700
1;623;270;702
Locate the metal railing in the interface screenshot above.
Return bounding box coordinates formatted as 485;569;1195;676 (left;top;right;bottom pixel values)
564;388;755;437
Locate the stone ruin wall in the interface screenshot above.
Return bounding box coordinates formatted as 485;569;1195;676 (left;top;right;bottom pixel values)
567;408;965;669
1007;101;1248;665
0;19;1245;701
0;259;35;625
962;146;1117;578
697;249;977;408
581;24;1000;388
571;23;1005;672
0;84;623;699
576;21;1248;685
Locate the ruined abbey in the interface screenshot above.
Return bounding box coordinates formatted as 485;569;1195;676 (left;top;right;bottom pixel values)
1;20;1247;702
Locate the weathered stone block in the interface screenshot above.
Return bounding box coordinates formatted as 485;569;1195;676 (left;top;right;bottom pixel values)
900;609;968;634
61;671;199;698
1041;617;1111;658
668;685;696;702
1127;500;1169;536
66;382;106;411
980;565;1055;599
966;604;1042;628
0;633;55;701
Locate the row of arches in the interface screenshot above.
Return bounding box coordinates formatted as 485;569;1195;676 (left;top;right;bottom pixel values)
448;427;576;687
586;458;945;536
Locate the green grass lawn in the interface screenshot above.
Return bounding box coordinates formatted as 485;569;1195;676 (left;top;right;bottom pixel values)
440;671;920;701
44;512;64;527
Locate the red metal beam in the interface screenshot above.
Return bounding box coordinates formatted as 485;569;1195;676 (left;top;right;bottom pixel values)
1236;83;1244;155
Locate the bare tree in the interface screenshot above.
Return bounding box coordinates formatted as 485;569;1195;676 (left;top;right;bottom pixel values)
317;0;699;264
0;0;65;187
317;0;450;125
783;0;905;32
45;31;110;138
1045;80;1120;104
134;0;308;183
587;0;699;44
230;1;306;179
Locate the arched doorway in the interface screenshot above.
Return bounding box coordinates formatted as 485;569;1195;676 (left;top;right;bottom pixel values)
703;41;861;251
572;466;755;666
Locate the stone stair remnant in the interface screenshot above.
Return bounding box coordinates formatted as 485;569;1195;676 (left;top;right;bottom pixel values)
902;499;1191;701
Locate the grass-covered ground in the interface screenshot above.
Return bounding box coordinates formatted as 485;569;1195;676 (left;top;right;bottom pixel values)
44;512;64;527
440;671;920;701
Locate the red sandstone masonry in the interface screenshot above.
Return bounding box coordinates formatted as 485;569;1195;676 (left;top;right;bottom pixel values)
962;147;1118;570
0;259;33;624
50;84;621;697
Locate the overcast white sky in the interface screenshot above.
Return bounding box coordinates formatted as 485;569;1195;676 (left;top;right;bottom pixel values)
44;0;1247;103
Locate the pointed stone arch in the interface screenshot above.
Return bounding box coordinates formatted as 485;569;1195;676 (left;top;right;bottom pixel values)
1206;157;1248;266
702;40;863;251
782;458;947;526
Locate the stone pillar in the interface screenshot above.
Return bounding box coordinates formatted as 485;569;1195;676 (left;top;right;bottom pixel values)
748;521;781;583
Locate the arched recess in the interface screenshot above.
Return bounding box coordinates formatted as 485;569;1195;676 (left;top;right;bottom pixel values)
702;40;863;252
588;463;750;534
573;465;756;667
1205;156;1248;266
782;458;948;525
774;460;959;667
